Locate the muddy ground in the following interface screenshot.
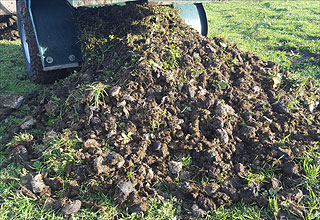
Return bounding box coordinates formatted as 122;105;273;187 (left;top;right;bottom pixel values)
2;5;320;219
0;15;19;40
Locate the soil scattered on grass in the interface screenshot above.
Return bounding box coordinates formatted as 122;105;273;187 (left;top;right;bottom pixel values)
4;4;320;218
0;15;19;40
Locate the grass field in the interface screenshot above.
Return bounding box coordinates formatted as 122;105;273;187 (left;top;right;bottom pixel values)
0;1;319;219
205;0;320;80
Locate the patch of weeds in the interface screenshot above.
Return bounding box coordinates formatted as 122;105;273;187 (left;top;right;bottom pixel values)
121;132;133;145
7;132;33;146
259;160;281;179
180;155;192;168
149;107;169;133
142;197;177;219
279;133;291;146
148;58;162;69
0;194;64;220
216;80;229;90
210;202;264;220
87;82;108;107
126;170;135;178
304;191;320;220
157;44;181;70
301;147;320;187
36;129;82;176
268;196;281;219
243;171;266;185
62;90;83;120
46;117;58;127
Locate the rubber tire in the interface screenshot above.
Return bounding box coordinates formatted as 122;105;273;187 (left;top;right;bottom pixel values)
16;0;69;84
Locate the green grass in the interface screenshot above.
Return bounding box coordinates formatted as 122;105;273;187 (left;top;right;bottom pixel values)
0;40;45;97
1;0;320;219
205;0;320;79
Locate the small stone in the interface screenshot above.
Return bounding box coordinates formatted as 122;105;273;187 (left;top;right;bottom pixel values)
31;174;51;197
151;141;162;151
110;86;121;97
143;133;155;141
117;100;126;107
146;168;154;181
168;161;183;175
81;73;92;81
272;102;289;114
271;177;280;189
93;156;108;174
106;151;125;168
62;200;82;216
123;107;130;118
216;128;229;144
20;116;36;130
308;101;319;113
123;94;135;102
118;182;135;196
84;139;101;148
187;84;196;99
214;103;235;117
191;204;206;218
0;94;24;109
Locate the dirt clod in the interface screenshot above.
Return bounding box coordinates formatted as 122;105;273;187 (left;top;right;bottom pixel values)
168;161;183;175
191;203;206;218
0;94;24;109
20;116;36;130
31;174;51;197
62;200;82;216
10;145;29;162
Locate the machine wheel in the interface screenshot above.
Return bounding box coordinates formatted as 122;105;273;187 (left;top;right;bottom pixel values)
173;3;208;37
16;0;68;83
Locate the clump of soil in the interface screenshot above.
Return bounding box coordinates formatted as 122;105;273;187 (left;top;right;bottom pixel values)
7;4;320;218
0;15;19;40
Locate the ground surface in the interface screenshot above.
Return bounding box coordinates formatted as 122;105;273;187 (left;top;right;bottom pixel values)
0;15;18;41
0;2;320;220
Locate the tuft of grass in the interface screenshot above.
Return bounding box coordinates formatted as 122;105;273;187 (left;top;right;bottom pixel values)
210;202;265;220
87;82;109;107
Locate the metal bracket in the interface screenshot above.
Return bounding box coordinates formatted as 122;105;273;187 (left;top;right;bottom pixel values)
27;0;82;70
